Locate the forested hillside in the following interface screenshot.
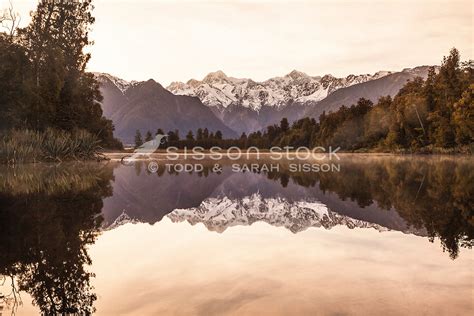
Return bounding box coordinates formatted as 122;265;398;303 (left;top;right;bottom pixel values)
162;49;472;153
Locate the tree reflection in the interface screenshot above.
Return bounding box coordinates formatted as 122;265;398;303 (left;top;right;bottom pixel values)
119;158;472;259
263;157;473;259
0;163;114;314
2;157;467;315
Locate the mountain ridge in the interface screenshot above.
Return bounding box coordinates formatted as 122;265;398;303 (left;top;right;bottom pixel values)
167;69;394;112
94;65;436;137
167;194;390;234
304;65;435;118
95;73;237;143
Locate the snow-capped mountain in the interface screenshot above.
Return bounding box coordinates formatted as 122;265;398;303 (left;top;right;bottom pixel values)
167;193;389;234
98;167;426;236
94;72;139;93
304;66;436;119
167;70;392;111
92;73;237;142
93;66;435;136
104;210;140;230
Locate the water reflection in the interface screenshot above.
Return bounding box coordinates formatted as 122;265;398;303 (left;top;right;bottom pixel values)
0;163;114;314
273;157;474;259
0;156;472;314
103;157;473;259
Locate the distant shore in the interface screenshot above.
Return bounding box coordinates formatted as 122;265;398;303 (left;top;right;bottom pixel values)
102;151;472;162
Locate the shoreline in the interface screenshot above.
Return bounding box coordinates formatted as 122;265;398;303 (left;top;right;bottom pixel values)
101;151;473;162
1;151;471;166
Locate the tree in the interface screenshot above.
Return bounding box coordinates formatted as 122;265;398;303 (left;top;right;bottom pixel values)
186;130;194;141
13;0;120;147
0;1;21;38
424;66;437;112
134;130;143;148
144;130;153;142
267;125;280;143
364;96;392;147
452;84;473;145
196;128;203;140
0;34;34;129
215;130;223;140
439;48;463;102
167;130;180;143
155;128;165;135
427;48;465;147
280;118;289;133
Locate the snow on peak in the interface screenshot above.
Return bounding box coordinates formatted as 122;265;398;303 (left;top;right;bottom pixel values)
374;70;393;78
167;193;388;234
93;72;139;94
203;70;229;83
285;70;309;80
402;65;439;76
167;70;392;111
104;209;140;230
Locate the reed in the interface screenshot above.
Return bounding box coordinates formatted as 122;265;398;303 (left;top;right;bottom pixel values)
0;129;103;164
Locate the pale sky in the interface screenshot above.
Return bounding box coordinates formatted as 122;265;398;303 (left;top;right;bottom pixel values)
3;0;473;85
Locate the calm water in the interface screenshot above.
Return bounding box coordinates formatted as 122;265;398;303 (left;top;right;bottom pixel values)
0;155;472;315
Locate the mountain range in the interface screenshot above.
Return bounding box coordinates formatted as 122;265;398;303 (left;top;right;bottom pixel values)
95;66;434;141
167;194;389;234
95;74;237;143
100;164;423;236
167;70;393;111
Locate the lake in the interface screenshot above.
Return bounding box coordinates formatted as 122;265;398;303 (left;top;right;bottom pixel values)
0;155;472;315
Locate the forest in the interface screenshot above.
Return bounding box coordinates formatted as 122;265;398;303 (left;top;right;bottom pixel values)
1;1;472;161
137;49;472;153
0;0;121;163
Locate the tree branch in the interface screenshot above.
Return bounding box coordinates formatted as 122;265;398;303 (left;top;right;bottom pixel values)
0;0;21;37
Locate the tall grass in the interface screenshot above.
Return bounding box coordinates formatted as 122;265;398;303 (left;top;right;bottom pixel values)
0;129;104;164
0;163;112;195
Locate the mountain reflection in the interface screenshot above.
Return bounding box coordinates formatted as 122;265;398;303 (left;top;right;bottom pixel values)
0;156;472;313
104;157;473;259
167;193;389;234
298;157;474;259
261;157;473;259
0;163;114;314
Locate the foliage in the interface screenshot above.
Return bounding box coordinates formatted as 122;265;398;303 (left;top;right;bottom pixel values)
0;129;103;164
252;157;473;259
452;84;474;145
0;163;114;314
0;0;122;149
144;130;153;142
134;129;143;148
145;49;472;153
